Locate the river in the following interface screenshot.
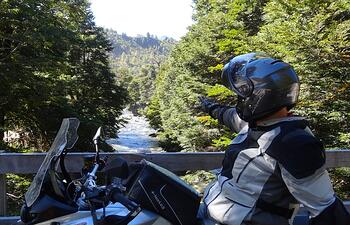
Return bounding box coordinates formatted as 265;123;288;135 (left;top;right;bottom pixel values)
106;110;162;153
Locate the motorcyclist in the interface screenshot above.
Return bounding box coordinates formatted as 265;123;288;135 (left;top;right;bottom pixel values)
198;52;350;225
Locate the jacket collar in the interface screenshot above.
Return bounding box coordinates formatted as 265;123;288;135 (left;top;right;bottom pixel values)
256;116;305;127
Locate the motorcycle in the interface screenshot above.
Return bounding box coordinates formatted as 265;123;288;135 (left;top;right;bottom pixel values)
18;118;309;225
18;118;201;225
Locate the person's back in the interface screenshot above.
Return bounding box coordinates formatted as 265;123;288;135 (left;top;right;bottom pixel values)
198;53;350;225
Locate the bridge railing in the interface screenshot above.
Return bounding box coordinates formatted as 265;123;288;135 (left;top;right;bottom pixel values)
0;150;349;217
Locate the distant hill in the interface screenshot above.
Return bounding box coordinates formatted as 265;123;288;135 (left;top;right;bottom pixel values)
105;29;176;112
107;30;173;57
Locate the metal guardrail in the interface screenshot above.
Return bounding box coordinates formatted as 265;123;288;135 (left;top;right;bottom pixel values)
0;150;349;218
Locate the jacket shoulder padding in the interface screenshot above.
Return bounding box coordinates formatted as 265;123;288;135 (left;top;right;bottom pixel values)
265;123;325;179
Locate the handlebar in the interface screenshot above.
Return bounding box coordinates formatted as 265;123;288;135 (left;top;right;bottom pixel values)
77;150;141;220
78;165;140;217
83;163;99;191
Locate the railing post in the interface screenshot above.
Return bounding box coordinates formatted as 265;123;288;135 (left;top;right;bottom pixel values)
0;174;6;216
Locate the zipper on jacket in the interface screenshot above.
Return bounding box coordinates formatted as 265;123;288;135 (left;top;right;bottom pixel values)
236;153;264;183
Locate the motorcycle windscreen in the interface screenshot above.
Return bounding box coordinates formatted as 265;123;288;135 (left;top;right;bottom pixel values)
25;118;80;207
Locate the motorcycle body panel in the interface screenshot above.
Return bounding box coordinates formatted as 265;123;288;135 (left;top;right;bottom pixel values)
35;203;172;225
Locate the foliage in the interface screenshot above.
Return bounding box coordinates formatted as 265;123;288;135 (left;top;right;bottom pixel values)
146;0;350;152
0;0;128;150
181;170;216;194
146;0;262;150
250;0;350;148
6;174;32;215
329;168;350;199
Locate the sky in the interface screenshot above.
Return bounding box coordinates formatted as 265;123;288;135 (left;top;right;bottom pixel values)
89;0;194;40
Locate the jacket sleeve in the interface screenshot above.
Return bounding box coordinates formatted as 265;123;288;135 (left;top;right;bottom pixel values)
280;164;335;217
281;165;350;225
277;132;350;224
209;105;247;133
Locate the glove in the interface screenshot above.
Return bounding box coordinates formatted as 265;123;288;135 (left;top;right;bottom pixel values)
198;96;220;114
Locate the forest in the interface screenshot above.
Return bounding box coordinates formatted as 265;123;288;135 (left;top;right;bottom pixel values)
0;0;349;215
146;0;350;153
0;0;128;151
106;29;176;113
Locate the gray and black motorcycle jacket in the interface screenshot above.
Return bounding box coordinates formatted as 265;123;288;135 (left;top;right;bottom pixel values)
202;106;350;225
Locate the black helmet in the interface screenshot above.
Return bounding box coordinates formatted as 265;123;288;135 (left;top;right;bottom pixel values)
222;52;299;122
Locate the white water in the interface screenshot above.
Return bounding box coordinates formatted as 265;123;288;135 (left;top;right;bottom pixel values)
106;110;161;153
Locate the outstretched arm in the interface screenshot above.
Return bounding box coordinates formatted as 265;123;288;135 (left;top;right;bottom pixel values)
199;96;247;133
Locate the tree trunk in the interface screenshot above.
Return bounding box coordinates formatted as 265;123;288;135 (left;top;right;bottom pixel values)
0;113;4;142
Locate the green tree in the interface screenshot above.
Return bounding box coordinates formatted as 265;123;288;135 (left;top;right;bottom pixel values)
146;0;266;150
0;0;128;150
251;0;350;148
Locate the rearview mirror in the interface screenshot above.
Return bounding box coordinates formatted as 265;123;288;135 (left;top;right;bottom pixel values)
93;127;102;145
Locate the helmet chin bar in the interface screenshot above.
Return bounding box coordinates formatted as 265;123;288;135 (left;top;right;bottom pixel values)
235;86;299;122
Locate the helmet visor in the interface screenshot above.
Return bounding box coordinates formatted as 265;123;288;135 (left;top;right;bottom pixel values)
222;63;253;98
221;53;268;98
231;75;253;97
